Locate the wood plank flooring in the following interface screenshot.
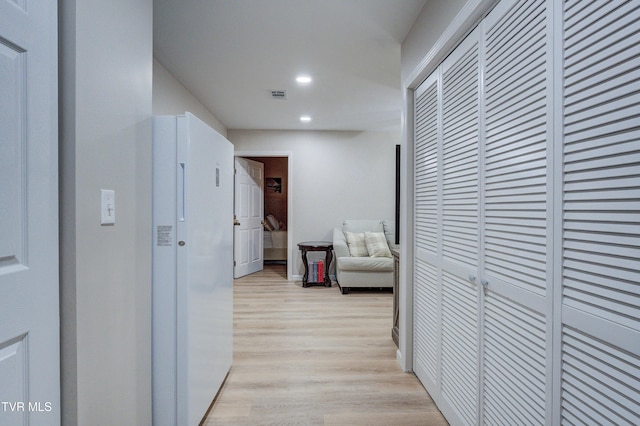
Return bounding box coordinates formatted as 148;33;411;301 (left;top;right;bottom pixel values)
202;264;447;425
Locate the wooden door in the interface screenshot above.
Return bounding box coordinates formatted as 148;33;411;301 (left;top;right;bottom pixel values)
0;1;60;425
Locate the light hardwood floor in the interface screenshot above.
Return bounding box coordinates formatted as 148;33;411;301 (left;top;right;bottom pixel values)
202;264;447;426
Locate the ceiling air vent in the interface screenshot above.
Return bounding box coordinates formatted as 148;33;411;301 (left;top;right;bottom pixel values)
269;89;287;100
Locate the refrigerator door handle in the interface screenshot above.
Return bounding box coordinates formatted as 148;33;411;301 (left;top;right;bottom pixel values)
179;162;186;221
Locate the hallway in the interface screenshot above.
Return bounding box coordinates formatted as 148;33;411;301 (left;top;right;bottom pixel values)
203;264;447;425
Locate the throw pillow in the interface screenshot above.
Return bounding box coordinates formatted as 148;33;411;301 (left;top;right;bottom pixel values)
365;231;392;257
266;214;280;231
344;231;369;257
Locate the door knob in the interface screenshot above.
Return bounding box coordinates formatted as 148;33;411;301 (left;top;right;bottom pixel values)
468;274;476;282
481;278;489;288
234;219;240;226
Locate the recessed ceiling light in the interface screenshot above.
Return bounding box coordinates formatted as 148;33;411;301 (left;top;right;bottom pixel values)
296;75;312;84
300;115;311;122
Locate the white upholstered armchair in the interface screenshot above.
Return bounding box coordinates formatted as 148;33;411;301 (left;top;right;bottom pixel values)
332;219;396;294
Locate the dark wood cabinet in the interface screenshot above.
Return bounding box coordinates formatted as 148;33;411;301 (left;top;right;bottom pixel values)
392;248;399;347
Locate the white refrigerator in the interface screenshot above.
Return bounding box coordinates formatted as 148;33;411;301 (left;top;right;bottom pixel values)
152;112;233;425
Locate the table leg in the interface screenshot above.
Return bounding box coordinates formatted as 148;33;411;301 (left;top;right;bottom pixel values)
301;248;309;287
324;249;333;287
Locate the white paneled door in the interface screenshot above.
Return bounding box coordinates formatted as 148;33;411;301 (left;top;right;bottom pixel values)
0;1;60;425
234;158;264;278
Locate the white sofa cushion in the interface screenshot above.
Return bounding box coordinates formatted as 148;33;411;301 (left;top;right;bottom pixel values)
337;256;393;272
364;231;392;257
344;231;369;257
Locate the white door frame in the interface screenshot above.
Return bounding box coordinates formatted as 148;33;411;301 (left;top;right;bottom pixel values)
234;151;293;280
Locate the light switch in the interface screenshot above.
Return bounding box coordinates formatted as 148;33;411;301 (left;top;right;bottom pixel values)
101;189;115;225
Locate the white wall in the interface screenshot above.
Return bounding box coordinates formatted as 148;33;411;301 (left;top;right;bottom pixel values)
401;0;468;83
229;129;399;277
153;59;228;137
59;0;152;424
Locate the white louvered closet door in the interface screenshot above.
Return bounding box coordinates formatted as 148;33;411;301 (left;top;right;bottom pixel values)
412;0;640;425
413;27;482;426
481;0;550;424
439;28;481;426
413;29;482;425
560;1;640;424
413;70;441;395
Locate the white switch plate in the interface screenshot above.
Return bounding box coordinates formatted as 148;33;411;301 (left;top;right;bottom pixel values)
101;189;115;225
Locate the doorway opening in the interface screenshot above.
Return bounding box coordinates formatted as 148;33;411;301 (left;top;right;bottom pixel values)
235;151;293;280
246;156;288;266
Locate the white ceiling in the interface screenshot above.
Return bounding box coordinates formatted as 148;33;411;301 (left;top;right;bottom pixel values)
153;0;427;131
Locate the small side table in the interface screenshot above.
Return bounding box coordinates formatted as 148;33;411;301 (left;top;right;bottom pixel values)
297;241;333;287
